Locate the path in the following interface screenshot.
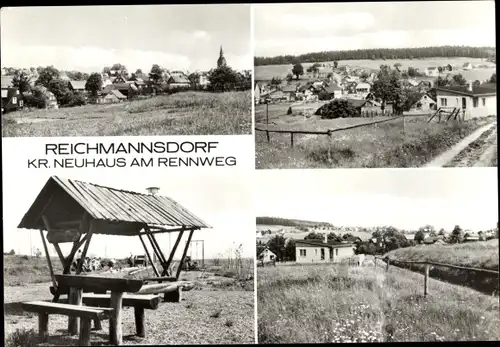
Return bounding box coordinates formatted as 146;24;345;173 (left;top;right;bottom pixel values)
423;122;497;167
474;131;497;167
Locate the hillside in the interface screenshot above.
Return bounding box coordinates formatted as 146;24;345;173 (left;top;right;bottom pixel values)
385;240;499;294
254;45;495;66
256;217;333;228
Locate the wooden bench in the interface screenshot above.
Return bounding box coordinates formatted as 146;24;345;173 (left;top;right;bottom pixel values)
61;293;160;338
22;301;113;346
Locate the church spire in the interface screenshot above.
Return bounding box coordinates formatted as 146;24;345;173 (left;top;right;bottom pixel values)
220;45;223;57
217;44;227;68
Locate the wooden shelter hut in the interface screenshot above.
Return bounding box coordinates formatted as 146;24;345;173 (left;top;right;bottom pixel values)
18;176;211;301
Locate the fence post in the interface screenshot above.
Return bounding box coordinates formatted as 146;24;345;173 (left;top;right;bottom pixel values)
424;264;430;297
290;132;294;147
386;258;390;272
266;102;270;142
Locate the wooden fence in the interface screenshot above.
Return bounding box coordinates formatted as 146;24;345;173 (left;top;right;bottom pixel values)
255;115;404;148
374;256;499;297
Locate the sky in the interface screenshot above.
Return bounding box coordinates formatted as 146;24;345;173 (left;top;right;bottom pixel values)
254;1;496;57
2;136;255;259
255;168;498;231
1;5;251;73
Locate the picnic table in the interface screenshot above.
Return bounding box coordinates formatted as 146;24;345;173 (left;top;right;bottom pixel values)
55;274;144;345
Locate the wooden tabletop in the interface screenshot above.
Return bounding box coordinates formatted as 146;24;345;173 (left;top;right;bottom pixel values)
55;274;144;293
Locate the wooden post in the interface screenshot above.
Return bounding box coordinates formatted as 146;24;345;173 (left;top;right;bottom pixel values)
175;229;195;280
266;102;270;142
76;224;94;274
424;264;430;297
134;307;146;338
109;291;123;345
38;313;49;342
79;318;92;346
139;234;159;277
68;287;83;335
164;229;185;276
52;243;65;265
164;286;182;303
290;132;294;147
39;230;57;290
386;258;390;272
94;318;102;331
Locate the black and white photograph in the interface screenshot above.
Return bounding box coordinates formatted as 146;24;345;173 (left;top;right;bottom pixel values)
255;168;499;343
1;5;252;137
254;1;497;169
3;162;256;345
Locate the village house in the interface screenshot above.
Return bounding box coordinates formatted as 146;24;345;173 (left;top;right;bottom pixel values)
113;82;137;99
435;82;496;119
410;93;437;112
68;80;87;94
322;83;342;99
281;85;297;101
417;80;433;91
462;62;473;70
112;75;128;84
317;67;332;79
355;82;371;97
1;87;23;113
268;90;289;103
258;248;277;263
97;89;127;104
295;237;355;264
101;73;113;88
167;75;191;89
424;67;440;77
198;73;210;89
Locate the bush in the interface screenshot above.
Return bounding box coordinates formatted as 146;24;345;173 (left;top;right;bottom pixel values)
24;93;47;109
63;92;87;107
316;99;360;119
5;329;39;347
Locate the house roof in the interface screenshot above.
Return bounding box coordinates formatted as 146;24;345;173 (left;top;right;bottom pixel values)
109;89;127;99
346;98;368;108
169;75;190;84
69;80;86;90
114;83;132;90
295;240;355;248
258;248;277;257
324;84;341;93
18;176;211;235
436;83;496;97
282;85;297;93
1;75;14;88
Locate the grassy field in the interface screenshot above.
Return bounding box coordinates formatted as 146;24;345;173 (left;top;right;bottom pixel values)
2;91;251;137
255;116;496;169
256;224;372;243
255;57;495;82
4;254;255;346
385;240;499;294
257;261;500;343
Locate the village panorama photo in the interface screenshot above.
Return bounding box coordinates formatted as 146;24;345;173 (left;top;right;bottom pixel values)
255;168;499;343
253;1;497;169
3;168;256;346
1;5;252;137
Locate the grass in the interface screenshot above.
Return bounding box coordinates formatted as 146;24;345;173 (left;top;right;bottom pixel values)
2;91;251;137
3;255;63;286
255;116;495;169
258;262;500;343
5;328;39;347
385;240;499;294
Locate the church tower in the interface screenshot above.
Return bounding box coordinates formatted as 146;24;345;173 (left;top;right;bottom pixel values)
217;45;227;68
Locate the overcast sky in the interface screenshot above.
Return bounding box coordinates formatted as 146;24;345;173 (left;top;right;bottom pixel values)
256;169;498;231
2;137;255;259
254;1;496;57
1;5;251;73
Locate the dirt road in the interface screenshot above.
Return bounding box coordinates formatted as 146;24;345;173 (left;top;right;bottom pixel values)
423;122;497;167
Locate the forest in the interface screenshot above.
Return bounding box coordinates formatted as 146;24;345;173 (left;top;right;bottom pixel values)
254;46;496;66
256;216;333;228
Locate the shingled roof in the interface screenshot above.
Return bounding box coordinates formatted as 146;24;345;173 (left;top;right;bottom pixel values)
436;83;496;97
18;176;211;235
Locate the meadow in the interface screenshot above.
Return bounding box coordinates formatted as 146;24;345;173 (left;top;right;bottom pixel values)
2;91;252;137
257;260;500;343
385;240;499;294
255;57;496;82
255;115;496;169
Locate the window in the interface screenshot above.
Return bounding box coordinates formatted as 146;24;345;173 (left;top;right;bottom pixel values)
482;98;486;107
19;100;24;107
315;249;318;255
11;97;17;104
320;249;325;260
473;98;478;108
300;249;306;257
335;249;339;256
440;98;447;107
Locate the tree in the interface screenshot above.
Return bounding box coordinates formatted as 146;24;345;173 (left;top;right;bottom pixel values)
85;73;103;98
286;72;293;82
270;76;282;87
267;235;287;261
450;225;464;243
24;86;49;108
48;79;70;103
435;76;450;87
489;73;496;83
447;64;453;71
438;66;443;74
7;249;16;255
35;66;60;88
304;232;324;240
256;240;267;257
452;74;467;86
333;61;338;69
393;63;402;70
372;65;401;112
284;239;296;261
111;63;128;77
292;63;304;80
135;68;143;75
414;230;425;244
149;64;164;87
306;63;321;75
102;67;111;75
394;87;421;114
360;71;370;81
327;232;342;242
472;80;481;87
316;99;360;119
11;71;32;93
207;65;238;92
188;72;200;90
438;228;445;236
